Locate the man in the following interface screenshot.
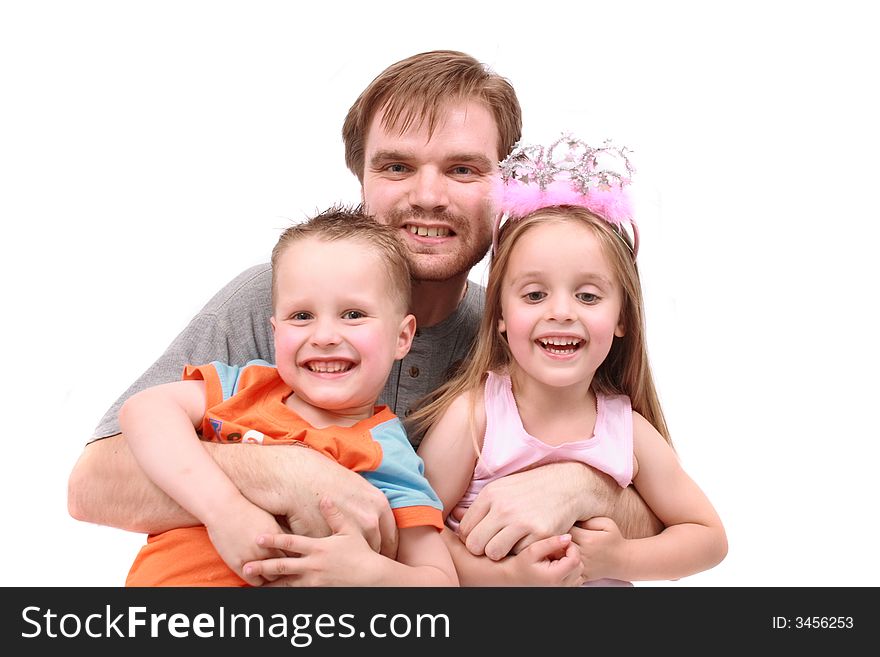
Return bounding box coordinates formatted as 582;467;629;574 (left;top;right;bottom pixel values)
68;50;661;567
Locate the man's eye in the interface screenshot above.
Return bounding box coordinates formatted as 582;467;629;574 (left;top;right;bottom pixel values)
342;310;365;320
387;164;408;173
451;166;473;175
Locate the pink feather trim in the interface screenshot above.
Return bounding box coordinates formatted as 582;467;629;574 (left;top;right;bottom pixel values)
494;178;634;227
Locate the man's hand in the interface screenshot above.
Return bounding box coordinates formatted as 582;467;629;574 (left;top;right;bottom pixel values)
456;462;587;559
228;444;398;560
457;461;661;560
281;457;399;559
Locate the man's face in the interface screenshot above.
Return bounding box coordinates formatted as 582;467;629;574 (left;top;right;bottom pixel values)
361;100;499;282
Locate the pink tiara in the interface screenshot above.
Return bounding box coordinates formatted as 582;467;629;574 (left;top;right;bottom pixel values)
494;134;638;257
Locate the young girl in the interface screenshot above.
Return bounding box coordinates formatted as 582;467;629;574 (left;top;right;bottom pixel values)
415;136;727;586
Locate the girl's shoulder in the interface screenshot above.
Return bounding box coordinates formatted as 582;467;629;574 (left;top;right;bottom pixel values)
445;377;488;418
631;409;663;441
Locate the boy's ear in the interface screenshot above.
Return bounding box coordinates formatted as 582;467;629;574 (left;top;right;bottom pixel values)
270;316;277;333
395;314;417;359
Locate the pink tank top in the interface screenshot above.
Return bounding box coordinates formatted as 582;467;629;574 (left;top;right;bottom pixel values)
448;370;635;587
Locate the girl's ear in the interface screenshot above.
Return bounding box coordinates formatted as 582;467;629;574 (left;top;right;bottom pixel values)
615;316;626;338
498;316;506;334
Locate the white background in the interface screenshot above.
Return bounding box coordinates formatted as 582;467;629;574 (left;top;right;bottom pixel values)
2;0;878;587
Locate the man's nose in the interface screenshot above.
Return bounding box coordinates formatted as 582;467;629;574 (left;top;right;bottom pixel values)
408;168;449;212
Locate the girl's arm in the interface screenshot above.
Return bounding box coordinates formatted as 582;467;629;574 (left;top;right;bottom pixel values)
416;391;483;516
573;412;728;582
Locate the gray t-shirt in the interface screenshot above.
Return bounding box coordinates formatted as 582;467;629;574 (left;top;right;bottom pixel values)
93;263;485;448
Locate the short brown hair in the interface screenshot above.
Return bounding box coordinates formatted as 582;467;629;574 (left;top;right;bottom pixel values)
342;50;522;181
271;204;413;313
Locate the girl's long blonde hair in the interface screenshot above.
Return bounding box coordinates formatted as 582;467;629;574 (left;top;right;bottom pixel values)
410;205;671;446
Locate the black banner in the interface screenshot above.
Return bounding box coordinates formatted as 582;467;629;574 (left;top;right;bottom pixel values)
2;587;869;653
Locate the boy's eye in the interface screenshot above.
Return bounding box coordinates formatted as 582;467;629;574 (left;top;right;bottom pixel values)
291;312;312;321
342;310;365;320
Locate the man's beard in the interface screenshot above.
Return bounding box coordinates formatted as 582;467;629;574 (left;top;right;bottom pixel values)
383;208;492;282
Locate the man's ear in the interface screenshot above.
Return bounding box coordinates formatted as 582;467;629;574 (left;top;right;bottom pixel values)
395;314;417;359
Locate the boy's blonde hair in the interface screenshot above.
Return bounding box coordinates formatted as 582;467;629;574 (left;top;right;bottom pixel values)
271;204;413;314
411;205;671;445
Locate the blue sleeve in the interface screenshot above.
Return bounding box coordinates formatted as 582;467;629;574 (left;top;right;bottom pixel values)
361;418;443;513
207;359;274;400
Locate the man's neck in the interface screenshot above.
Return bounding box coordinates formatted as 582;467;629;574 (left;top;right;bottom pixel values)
410;273;469;328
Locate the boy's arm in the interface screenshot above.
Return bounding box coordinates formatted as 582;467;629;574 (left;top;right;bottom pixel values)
457;461;664;560
118;380;232;526
120;379;290;585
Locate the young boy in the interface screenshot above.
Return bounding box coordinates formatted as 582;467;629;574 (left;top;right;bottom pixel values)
121;206;458;586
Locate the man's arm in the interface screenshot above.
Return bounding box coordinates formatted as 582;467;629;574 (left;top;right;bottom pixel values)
456;461;663;560
68;432;399;556
68;434;197;533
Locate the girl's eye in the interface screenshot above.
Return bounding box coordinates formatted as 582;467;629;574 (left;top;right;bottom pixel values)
576;293;599;304
525;291;545;302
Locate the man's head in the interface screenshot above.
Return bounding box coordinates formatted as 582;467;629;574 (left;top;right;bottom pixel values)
269;206;416;416
343;50;521;182
342;51;522;284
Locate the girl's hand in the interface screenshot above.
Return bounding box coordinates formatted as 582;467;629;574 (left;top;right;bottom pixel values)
570;516;627;582
505;534;584;586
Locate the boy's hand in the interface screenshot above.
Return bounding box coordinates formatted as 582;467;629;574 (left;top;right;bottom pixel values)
204;496;287;586
245;498;380;587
